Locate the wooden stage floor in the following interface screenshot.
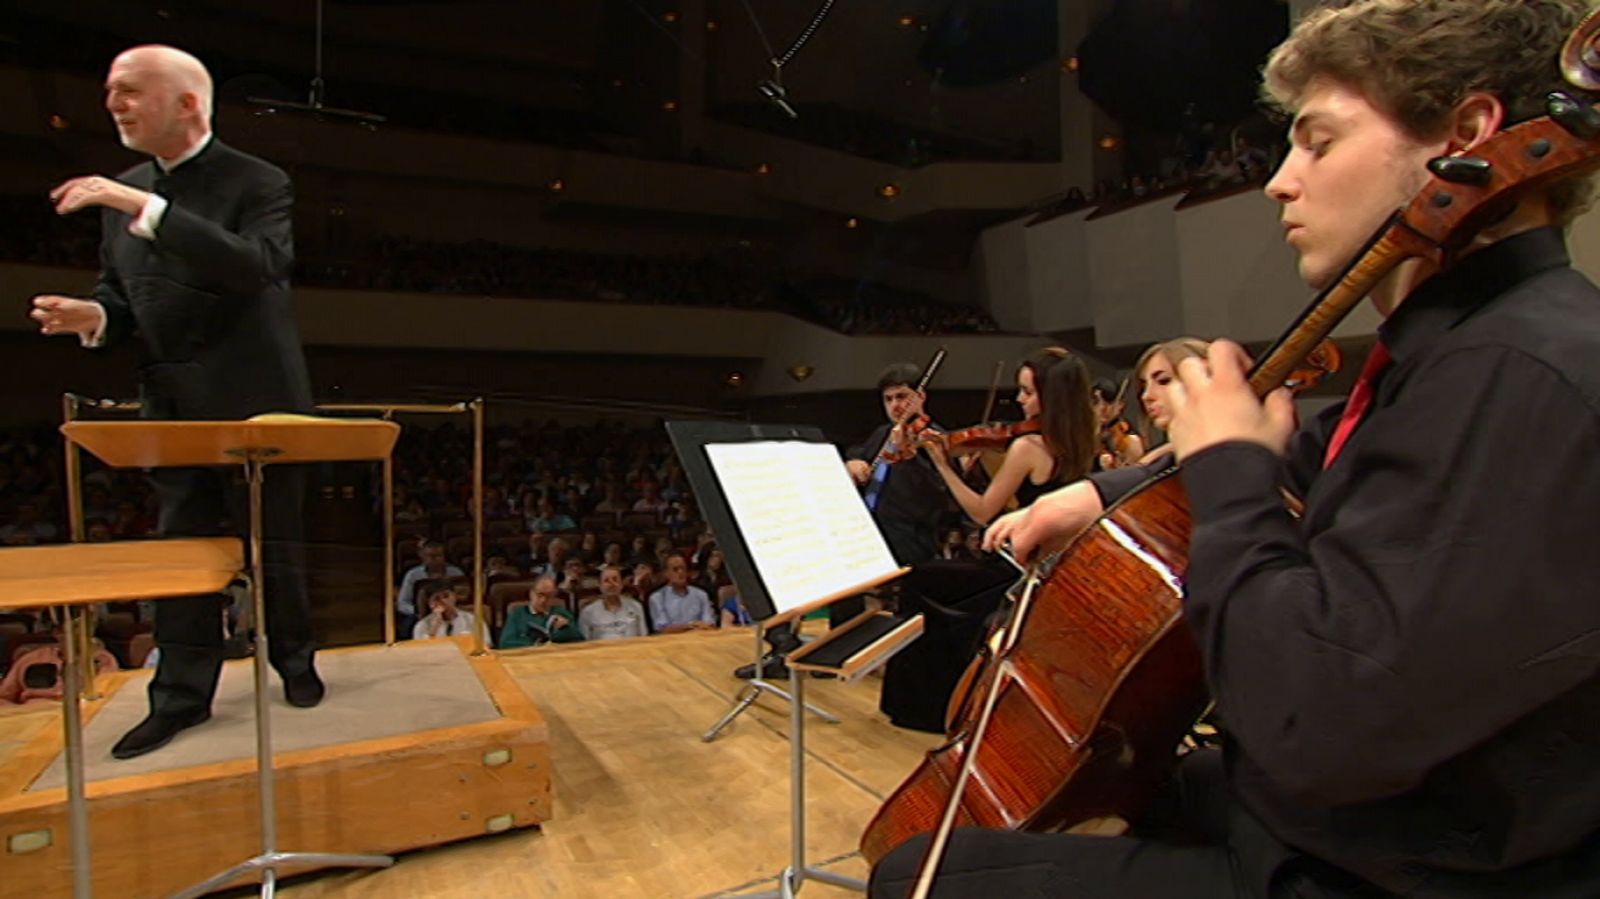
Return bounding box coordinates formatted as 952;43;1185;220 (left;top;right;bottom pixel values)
0;625;941;898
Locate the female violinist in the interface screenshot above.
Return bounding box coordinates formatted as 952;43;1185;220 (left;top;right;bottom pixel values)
922;347;1098;525
984;337;1211;561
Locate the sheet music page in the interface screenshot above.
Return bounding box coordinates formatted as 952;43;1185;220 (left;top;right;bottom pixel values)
704;441;900;615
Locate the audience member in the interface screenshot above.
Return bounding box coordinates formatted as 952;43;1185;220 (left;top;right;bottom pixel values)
579;566;648;641
648;554;715;633
411;580;484;641
396;541;464;637
500;575;583;648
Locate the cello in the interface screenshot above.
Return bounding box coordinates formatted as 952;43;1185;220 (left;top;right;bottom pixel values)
859;28;1600;889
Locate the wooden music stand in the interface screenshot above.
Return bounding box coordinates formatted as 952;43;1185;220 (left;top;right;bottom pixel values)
60;417;400;899
0;538;243;899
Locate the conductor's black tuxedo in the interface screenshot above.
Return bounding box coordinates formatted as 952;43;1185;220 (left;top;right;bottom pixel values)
92;137;316;717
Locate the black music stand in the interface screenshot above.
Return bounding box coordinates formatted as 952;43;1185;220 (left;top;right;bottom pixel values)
666;421;842;740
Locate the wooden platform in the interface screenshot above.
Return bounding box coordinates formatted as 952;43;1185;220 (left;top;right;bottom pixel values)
0;625;940;898
0;636;550;899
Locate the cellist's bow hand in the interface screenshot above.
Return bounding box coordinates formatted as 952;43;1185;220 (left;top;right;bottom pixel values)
983;508;1030;560
986;480;1107;564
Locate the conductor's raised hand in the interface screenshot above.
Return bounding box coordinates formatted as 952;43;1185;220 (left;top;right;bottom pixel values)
30;295;103;339
49;175;149;217
1165;340;1296;461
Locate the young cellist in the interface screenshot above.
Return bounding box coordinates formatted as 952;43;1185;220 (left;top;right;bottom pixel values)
872;2;1600;897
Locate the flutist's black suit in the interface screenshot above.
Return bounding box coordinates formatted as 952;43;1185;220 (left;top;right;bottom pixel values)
93;137;316;719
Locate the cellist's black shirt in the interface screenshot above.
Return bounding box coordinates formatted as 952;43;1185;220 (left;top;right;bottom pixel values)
1178;227;1600;897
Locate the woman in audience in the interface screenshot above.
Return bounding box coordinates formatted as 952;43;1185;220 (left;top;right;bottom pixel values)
697;549;732;596
923;347;1098;525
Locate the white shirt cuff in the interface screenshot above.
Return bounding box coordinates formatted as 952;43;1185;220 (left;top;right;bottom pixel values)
128;193;168;240
79;303;108;348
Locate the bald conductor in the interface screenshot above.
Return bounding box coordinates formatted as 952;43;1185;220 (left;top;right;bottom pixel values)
32;45;322;759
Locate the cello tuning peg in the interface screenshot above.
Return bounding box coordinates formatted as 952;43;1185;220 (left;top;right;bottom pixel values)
1427;155;1493;185
1547;91;1600;138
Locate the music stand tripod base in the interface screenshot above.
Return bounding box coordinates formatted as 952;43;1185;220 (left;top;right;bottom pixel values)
173;449;395;898
702;621;840;743
59;420;402;898
737;610;924;898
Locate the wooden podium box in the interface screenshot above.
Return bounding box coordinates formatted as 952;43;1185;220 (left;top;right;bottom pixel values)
0;636;550;899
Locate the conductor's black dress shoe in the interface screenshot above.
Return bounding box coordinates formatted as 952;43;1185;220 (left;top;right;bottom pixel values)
282;667;325;708
111;709;211;760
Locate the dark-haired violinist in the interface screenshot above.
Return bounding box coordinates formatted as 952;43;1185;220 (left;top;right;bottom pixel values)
922;347;1098;525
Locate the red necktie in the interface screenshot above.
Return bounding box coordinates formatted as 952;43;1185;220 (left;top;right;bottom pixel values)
1323;342;1392;469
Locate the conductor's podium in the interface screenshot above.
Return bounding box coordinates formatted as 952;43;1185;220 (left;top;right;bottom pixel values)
0;636;550;898
0;418;551;898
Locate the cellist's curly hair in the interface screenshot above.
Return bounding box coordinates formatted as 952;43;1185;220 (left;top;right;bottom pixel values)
1263;0;1597;224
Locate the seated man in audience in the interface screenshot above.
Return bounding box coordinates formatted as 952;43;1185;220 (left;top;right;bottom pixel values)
0;620;121;704
411;580;484;641
631;481;669;516
500;575;583;648
396;540;463;638
534;536;571;579
484;554;521;582
525;495;575;533
579;565;648;641
557;556;594;603
627;559;659;601
514;531;547;574
647;553;715;634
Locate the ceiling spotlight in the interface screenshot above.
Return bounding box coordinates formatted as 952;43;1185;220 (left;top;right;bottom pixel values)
547;178;566;192
662;100;679;112
1063;57;1081;72
725;372;746;388
787;365;815;382
1098;135;1121;150
845;217;860;229
49;114;69;130
663;11;679;23
878;183;901;199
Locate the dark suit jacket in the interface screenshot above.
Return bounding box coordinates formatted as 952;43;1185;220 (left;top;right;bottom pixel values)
92;138;312;420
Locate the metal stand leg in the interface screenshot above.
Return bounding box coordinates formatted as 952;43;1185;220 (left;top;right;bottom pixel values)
703;622;839;743
172;454;393;899
738;664;866;898
61;605;92;899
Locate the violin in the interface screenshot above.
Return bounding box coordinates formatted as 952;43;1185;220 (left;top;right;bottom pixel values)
897;418;1041;462
875;346;947;464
